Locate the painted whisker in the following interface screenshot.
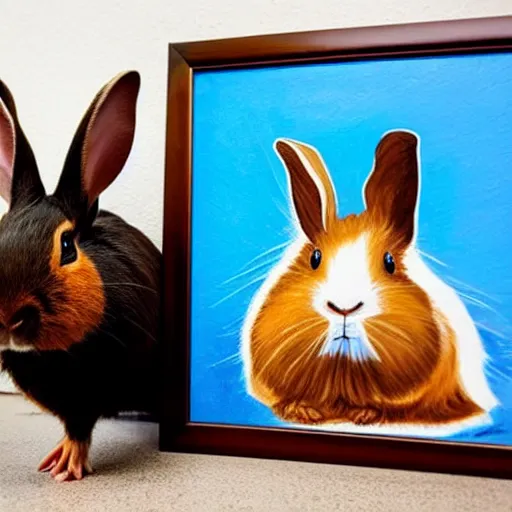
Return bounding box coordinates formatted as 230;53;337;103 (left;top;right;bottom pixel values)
210;352;242;368
417;249;449;268
221;255;282;286
211;274;269;308
239;241;291;271
282;332;327;383
255;319;326;378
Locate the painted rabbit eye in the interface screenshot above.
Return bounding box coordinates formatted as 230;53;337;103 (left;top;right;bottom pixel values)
60;230;77;266
383;252;395;274
310;249;322;270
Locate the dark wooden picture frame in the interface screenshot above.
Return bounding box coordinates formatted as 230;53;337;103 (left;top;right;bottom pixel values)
161;15;512;479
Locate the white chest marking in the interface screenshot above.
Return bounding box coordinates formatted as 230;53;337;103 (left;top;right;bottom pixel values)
320;320;379;361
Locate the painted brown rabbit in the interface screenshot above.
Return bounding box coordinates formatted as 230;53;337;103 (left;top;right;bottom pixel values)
242;131;498;437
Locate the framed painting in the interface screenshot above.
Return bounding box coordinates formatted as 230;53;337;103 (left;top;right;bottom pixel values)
161;15;512;478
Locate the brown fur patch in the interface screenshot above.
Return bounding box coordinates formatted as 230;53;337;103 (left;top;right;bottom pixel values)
34;220;105;350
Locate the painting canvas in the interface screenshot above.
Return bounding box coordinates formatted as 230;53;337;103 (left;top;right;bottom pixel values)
187;50;512;447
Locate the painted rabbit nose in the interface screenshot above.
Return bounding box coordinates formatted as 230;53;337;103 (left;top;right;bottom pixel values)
9;305;40;339
327;301;364;316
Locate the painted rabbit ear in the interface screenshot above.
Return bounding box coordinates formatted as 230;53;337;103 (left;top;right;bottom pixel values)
0;80;45;208
364;130;419;246
54;71;141;221
274;138;337;242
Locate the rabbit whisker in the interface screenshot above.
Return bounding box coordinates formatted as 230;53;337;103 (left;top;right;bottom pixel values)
457;292;499;314
209;352;242;368
278;269;304;278
281;317;322;336
220;255;282;286
456;293;511;328
474;322;509;341
223;314;246;331
367;318;412;341
256;319;326;378
284;331;327;381
250;122;289;203
124;317;157;342
367;319;428;366
365;334;394;365
210;274;268;308
102;282;158;294
95;326;128;349
240;241;291;271
369;309;438;327
485;361;512;382
217;329;240;339
382;275;502;313
444;276;500;304
417;249;449;268
379;284;429;293
101;309;157;342
274;197;296;227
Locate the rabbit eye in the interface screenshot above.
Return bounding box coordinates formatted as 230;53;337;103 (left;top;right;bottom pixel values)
60;230;77;266
310;249;322;270
383;252;395;274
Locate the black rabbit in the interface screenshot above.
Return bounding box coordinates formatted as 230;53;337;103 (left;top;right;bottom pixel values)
0;71;161;482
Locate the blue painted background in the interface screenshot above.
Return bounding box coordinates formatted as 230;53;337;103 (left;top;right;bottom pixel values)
189;52;512;446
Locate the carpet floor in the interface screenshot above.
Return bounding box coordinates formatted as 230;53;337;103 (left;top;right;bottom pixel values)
0;394;510;511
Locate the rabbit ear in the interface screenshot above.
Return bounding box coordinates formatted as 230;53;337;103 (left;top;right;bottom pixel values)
53;71;140;221
0;80;45;208
0;97;15;203
363;131;419;246
274;138;337;242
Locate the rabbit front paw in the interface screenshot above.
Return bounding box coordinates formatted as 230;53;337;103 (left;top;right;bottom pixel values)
273;400;325;425
344;406;383;425
38;437;92;482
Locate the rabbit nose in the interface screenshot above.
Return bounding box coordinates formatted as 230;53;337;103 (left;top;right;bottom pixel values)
9;305;40;340
327;301;364;317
